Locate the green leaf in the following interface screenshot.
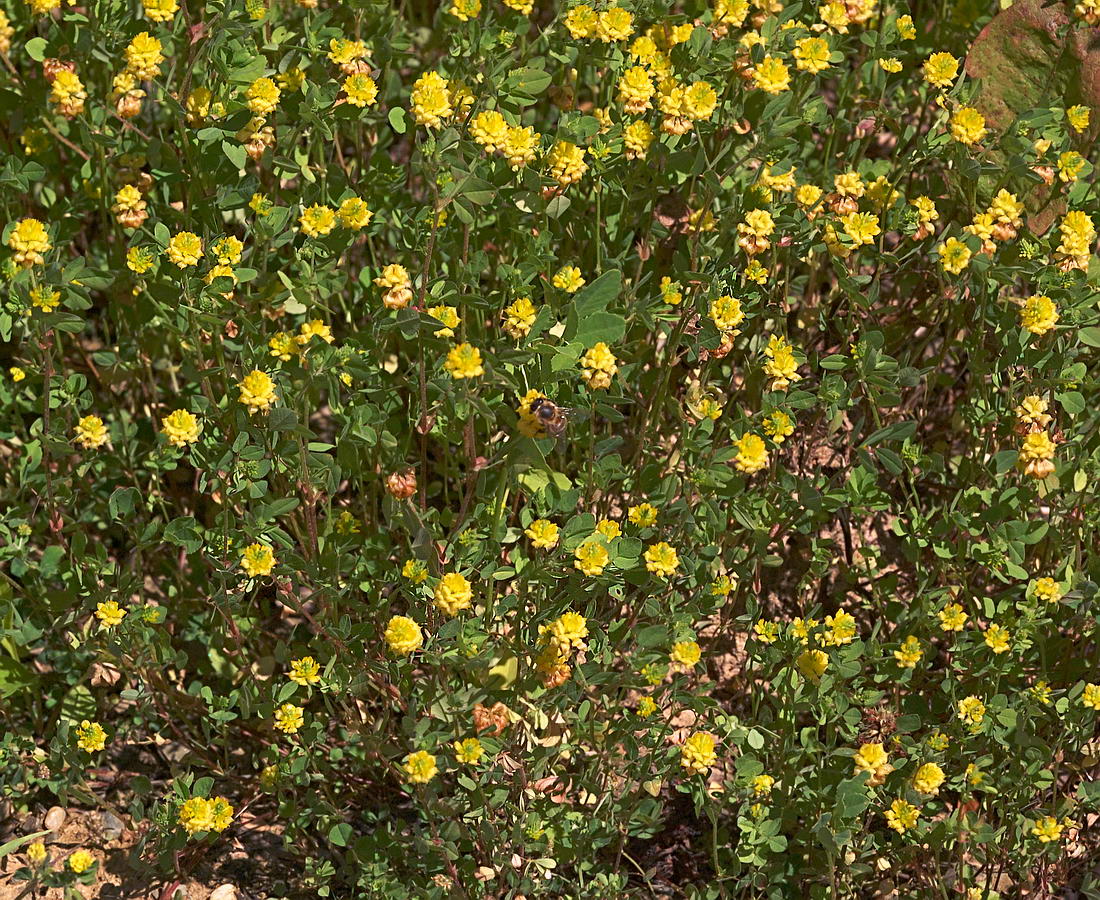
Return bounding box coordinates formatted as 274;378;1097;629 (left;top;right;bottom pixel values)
1078;326;1100;348
574;311;627;346
26;38;48;62
1056;391;1085;415
0;657;35;699
0;830;50;858
861;421;916;446
834;777;871;819
39;545;65;578
572;270;622;318
109;487;140;520
163;516;204;553
59;683;97;726
267;407;299;431
503;67;552;99
388;107;407;134
329;822;354;847
563;271;623;343
222;140;248;170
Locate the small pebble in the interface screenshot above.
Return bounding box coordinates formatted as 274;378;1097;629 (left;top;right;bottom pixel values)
99;810;125;841
44;806;66;831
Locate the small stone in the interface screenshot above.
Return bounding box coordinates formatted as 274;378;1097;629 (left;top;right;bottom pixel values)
99;810;125;841
209;886;239;900
44;807;66;831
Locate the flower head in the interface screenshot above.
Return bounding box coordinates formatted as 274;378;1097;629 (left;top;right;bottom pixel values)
797;648;828;681
912;762;945;796
274;702;304;734
245;77;280;115
502;297;538;338
885;798;920;834
733;433;768;474
1020;294;1058;336
162;409;201;447
434;573;472;616
411;72;453;128
958;695;986;728
574;539;610;576
238;370;277;413
404;749;438;783
241;542;276;577
444;343;484;379
853;742;893;785
644;541;680;578
9;218;51;267
680;731;718;774
95;600;126;627
922;52;958;88
289;656;321;685
74;415;109;449
525;519;560;548
75;720;107;752
454;737;484;763
68;850;96;874
167;231;203;267
384;615;424;655
670;640;701;668
950;107;987;145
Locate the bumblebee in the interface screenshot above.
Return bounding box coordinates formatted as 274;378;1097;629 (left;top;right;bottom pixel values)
528;397;571;438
